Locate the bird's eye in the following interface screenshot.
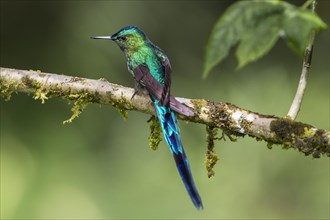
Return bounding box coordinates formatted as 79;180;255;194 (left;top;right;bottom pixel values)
119;36;127;41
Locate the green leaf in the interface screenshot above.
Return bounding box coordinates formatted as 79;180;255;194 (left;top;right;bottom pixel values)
203;0;286;78
202;2;245;78
203;0;327;78
236;14;282;69
282;8;327;55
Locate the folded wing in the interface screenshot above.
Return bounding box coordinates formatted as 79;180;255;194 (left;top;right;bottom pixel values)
133;64;195;117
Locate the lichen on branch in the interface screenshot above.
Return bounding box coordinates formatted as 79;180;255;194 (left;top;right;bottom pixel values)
1;67;329;158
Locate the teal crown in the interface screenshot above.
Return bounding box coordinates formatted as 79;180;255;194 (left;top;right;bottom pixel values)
111;26;146;40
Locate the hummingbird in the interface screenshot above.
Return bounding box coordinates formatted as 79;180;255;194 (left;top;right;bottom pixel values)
91;26;203;210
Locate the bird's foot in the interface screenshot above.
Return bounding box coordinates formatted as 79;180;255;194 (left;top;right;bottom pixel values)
131;83;145;101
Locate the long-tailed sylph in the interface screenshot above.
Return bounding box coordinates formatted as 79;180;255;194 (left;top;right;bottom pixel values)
91;26;203;210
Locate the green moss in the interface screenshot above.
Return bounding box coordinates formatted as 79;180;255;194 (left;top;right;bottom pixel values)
63;92;95;124
190;99;328;158
37;70;46;77
2;74;136;125
204;151;219;178
0;78;20;101
302;127;316;138
1;75;49;103
190;99;207;115
21;76;50;104
190;99;210;123
110;96;132;120
148;116;163;150
47;83;65;97
29;69;42;73
117;108;128;120
33;89;48;104
270;118;305;142
205;125;219;178
270;118;329;157
106;90;134;120
1;75;50;104
208;101;235;130
22;76;40;90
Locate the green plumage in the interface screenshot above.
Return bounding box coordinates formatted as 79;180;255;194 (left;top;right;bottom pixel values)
128;47;165;85
91;26;203;210
107;27;166;85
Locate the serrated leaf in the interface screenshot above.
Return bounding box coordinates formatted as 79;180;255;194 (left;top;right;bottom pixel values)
203;0;287;78
282;8;327;55
236;14;282;69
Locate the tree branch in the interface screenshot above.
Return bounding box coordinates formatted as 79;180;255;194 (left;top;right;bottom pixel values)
287;0;317;119
1;67;329;158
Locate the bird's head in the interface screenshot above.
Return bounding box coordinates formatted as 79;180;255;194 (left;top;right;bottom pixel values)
91;26;148;52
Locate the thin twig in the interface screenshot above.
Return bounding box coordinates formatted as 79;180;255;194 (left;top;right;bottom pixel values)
287;0;317;119
1;67;329;158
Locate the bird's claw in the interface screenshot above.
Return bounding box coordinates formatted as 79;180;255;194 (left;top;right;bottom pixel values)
131;90;139;101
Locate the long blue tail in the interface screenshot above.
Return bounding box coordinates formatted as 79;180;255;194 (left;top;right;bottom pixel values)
151;96;203;210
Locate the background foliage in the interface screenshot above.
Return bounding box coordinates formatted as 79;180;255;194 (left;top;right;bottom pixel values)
203;0;327;76
1;0;329;219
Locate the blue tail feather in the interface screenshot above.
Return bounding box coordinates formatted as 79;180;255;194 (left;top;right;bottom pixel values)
151;96;203;210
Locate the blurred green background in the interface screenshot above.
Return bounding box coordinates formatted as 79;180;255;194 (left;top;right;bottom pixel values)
1;0;329;219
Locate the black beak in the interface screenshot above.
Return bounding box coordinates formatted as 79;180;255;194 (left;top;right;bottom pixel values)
90;36;113;40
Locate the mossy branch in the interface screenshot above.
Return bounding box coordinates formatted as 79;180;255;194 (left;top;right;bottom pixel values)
1;67;329;158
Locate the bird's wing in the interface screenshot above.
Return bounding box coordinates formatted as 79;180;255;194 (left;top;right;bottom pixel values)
158;56;171;106
133;64;163;98
133;64;194;117
152;45;171;106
